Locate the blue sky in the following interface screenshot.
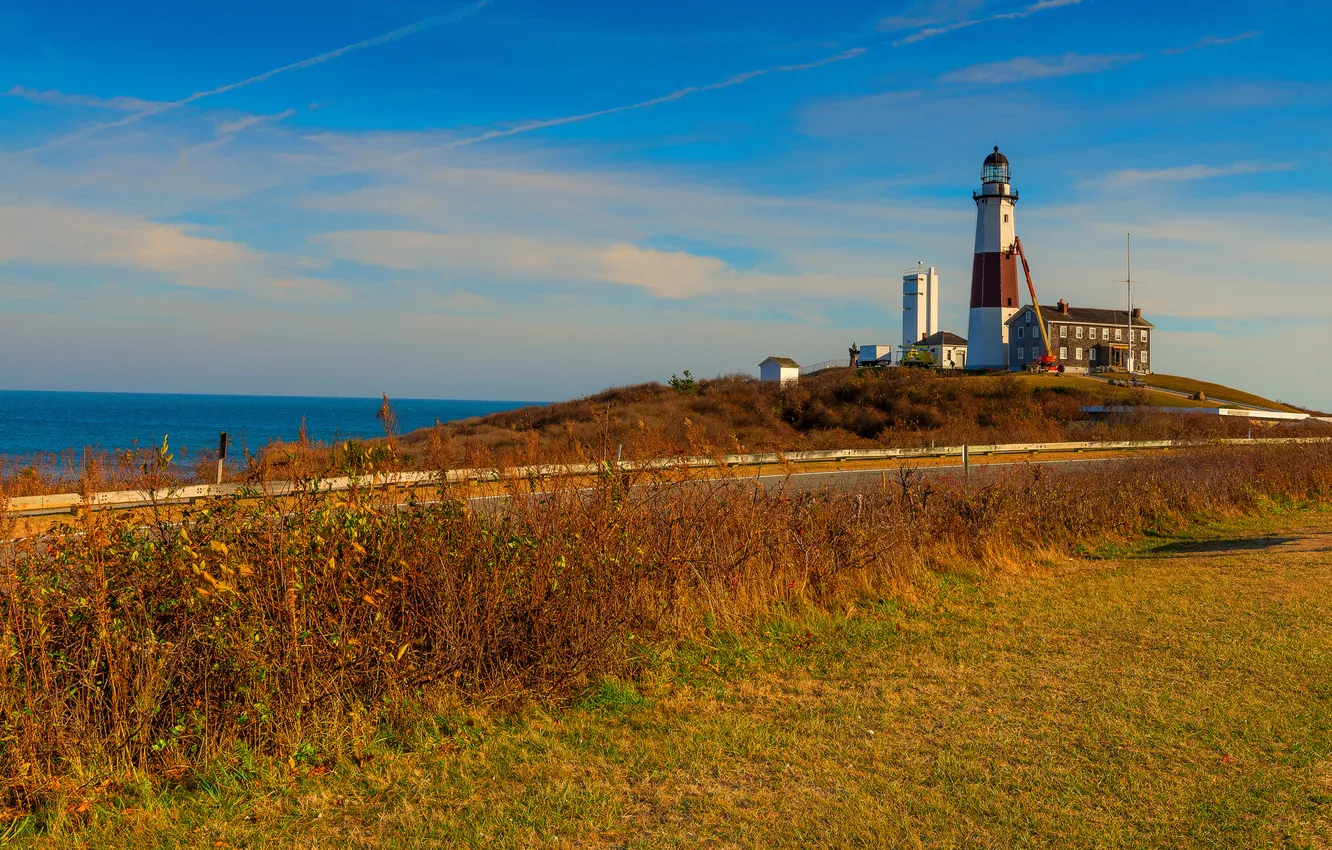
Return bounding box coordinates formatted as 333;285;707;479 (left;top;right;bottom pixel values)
2;0;1329;407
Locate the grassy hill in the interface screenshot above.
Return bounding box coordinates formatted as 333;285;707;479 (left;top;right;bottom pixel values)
396;368;1327;469
1133;373;1315;414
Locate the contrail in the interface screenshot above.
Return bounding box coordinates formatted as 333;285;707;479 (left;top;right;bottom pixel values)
440;47;866;150
24;0;493;153
436;0;1080;152
894;0;1085;46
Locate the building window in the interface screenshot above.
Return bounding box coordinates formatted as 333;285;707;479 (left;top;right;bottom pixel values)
1076;326;1083;339
1115;328;1123;341
1140;330;1148;342
1004;214;1009;222
1059;347;1068;360
1140;351;1148;365
1017;327;1025;339
1090;348;1097;362
1059;325;1068;338
1017;347;1025;361
1089;327;1097;341
1075;347;1083;360
1025;312;1031;324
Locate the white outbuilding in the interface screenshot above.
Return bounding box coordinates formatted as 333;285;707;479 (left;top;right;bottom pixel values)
858;344;895;365
759;356;800;385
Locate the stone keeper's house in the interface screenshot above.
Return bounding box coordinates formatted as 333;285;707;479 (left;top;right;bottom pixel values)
1006;299;1154;374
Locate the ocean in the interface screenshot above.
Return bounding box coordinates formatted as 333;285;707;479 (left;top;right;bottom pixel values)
0;390;540;458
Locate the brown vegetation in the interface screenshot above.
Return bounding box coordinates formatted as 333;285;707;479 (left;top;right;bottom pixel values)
5;371;1327;498
396;369;1329;467
2;440;1330;818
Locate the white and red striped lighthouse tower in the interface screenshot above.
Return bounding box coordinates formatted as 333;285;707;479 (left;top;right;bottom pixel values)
966;146;1021;369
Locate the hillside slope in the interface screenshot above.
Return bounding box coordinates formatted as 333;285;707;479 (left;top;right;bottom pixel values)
398;369;1327;468
1132;373;1315;414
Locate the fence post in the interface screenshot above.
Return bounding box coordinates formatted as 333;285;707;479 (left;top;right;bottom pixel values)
216;432;228;486
962;444;969;481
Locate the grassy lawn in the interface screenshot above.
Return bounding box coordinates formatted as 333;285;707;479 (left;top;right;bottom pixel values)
1032;373;1223;409
1139;373;1312;414
20;509;1332;848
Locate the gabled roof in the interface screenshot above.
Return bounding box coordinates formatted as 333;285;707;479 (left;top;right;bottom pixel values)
1007;304;1155;329
760;356;800;368
920;331;967;346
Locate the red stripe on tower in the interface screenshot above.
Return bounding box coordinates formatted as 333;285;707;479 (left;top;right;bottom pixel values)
969;253;1020;309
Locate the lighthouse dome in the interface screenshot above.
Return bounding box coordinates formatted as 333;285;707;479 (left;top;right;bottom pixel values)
981;146;1010;185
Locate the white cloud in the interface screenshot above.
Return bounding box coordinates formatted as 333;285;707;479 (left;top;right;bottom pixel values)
879;0;988;32
215;108;297;138
313;229;880;300
1162;30;1261;56
940;52;1141;84
0;204;332;296
1095;161;1295;188
5;85;166;112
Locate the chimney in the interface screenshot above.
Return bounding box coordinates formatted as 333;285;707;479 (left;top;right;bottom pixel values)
1131;307;1142;320
1057;299;1069;315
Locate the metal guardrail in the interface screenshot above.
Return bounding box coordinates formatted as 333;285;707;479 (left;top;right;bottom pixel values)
4;437;1328;519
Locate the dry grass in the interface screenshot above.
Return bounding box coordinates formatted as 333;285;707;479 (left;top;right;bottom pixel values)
2;440;1332;842
15;507;1332;848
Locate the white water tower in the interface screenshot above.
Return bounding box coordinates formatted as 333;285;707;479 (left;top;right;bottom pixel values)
902;263;938;356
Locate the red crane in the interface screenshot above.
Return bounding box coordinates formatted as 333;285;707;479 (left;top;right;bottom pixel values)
1013;237;1058;373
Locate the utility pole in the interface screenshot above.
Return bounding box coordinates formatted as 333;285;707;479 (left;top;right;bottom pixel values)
1114;233;1140;373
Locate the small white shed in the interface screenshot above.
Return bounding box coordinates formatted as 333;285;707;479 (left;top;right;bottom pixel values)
759;356;800;385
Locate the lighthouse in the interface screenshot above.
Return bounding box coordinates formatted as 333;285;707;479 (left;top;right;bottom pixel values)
966;146;1021;369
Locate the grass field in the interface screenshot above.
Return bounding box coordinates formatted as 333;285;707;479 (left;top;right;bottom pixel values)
25;506;1332;848
1027;373;1222;409
1138;373;1313;414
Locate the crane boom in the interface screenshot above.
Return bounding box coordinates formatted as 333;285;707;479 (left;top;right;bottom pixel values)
1013;237;1056;370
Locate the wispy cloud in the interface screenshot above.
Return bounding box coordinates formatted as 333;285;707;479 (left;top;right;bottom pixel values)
5;85;166;112
215;108;297;138
893;0;1084;46
1097;161;1295;188
940;52;1141;84
879;0;987;32
1162;30;1261;55
438;48;866;150
937;29;1262;87
21;0;494;154
0;203;339;298
315;229;878;299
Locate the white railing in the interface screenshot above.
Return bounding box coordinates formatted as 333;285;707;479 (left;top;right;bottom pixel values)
799;360;850;376
5;437;1328;518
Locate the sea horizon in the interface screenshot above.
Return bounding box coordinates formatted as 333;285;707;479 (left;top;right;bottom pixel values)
0;389;544;458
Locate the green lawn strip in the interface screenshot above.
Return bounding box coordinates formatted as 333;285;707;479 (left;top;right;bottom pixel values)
17;509;1332;848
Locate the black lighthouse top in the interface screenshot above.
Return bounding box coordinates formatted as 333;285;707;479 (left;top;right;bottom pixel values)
981;146;1010;185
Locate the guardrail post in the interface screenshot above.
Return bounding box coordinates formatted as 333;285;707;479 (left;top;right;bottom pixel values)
962;445;969;481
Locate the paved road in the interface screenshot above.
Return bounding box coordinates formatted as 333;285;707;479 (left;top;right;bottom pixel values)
3;454;1153;549
462;454;1138;508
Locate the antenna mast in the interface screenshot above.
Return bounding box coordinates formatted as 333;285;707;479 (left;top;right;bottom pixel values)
1114;233;1140;373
